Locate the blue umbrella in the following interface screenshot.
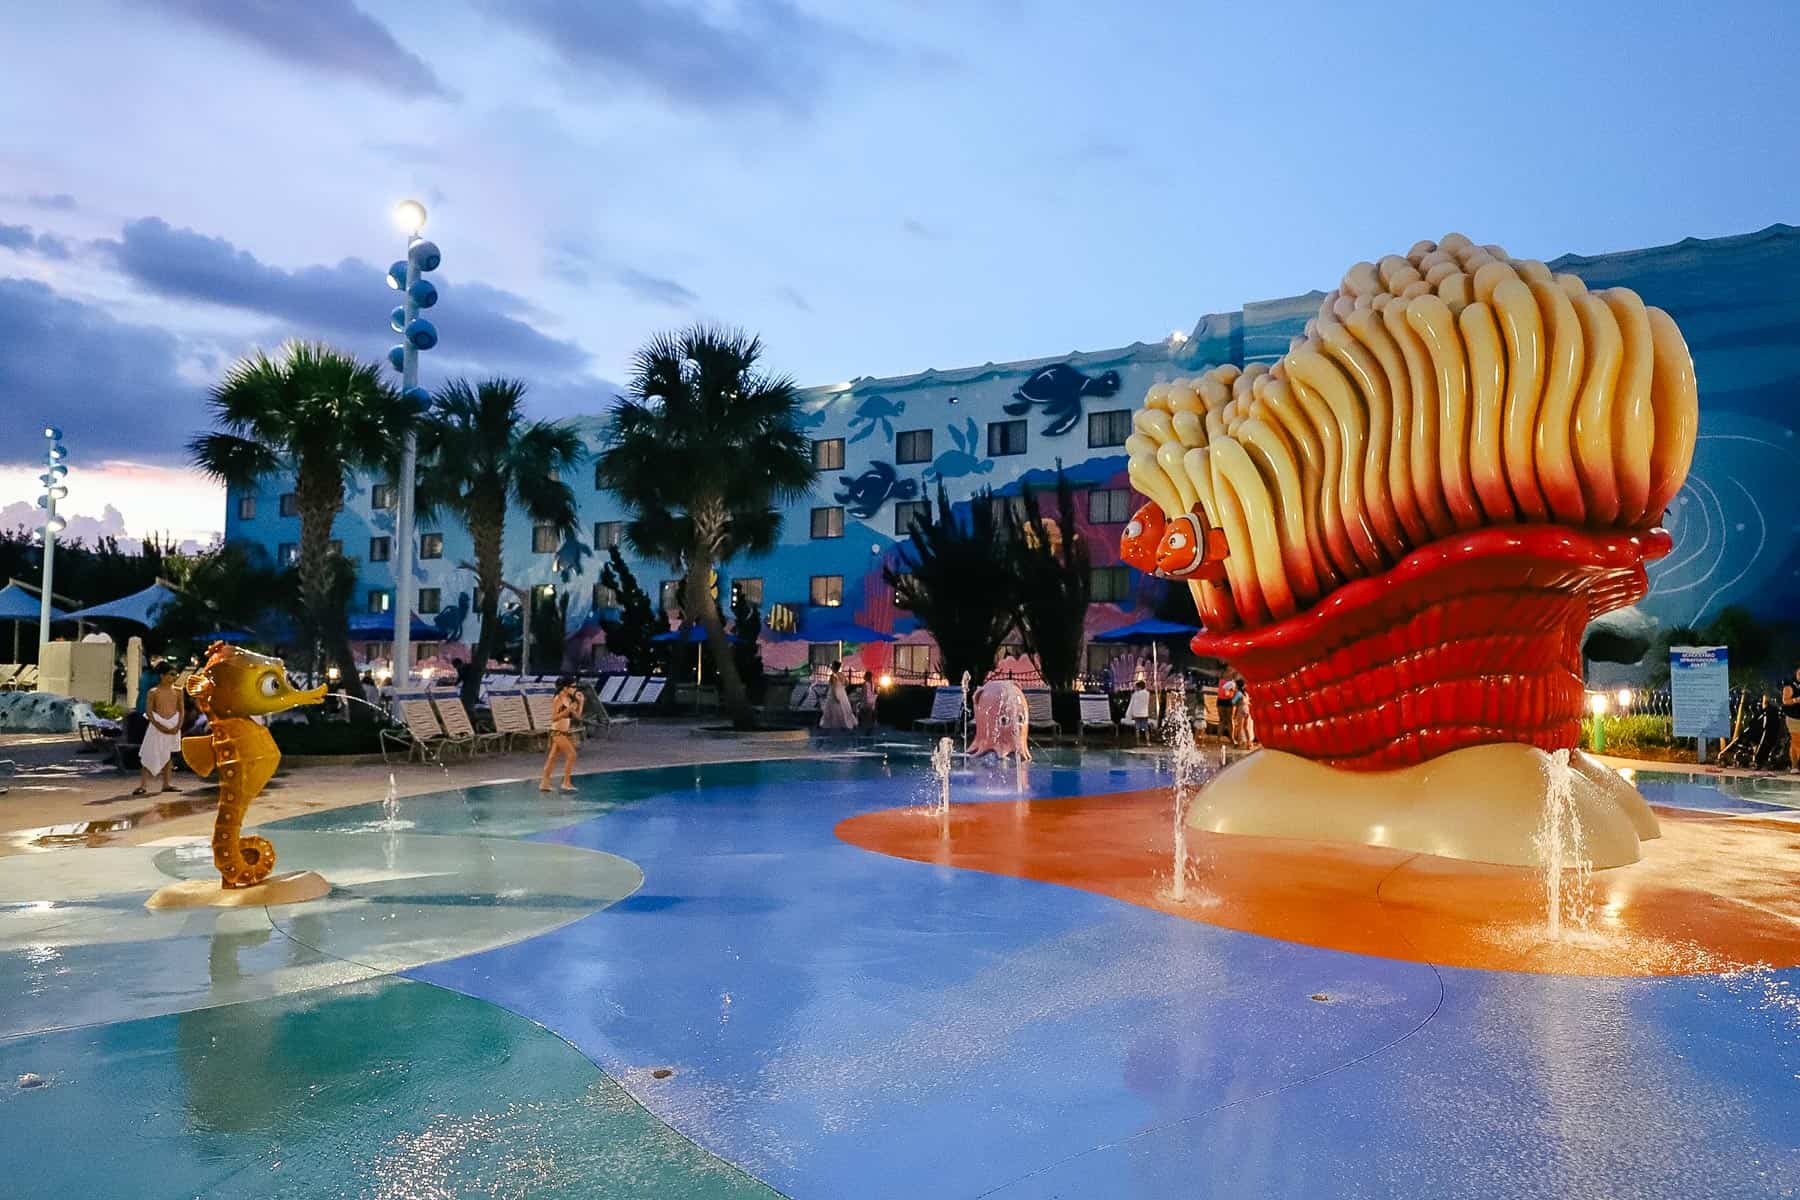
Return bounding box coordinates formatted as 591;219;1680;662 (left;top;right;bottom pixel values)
64;581;179;627
0;583;65;622
196;630;254;645
347;613;443;642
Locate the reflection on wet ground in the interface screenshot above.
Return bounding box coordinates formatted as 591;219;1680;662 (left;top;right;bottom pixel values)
7;791;220;849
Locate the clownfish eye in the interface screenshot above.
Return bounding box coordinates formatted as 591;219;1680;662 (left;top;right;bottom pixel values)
1167;533;1188;551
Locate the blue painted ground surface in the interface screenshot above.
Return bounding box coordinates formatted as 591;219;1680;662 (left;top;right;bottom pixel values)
3;752;1798;1198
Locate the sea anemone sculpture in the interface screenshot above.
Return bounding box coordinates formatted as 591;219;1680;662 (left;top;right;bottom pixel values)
1120;234;1696;864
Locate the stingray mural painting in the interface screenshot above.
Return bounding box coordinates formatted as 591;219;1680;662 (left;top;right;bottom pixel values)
835;462;920;520
1121;230;1697;872
1005;363;1123;436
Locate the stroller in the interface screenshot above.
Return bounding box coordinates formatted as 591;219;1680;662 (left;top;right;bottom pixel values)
1719;695;1790;770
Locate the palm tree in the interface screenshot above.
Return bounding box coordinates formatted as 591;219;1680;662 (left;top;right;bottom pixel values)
415;378;583;710
885;483;1019;687
1005;467;1091;692
189;341;410;709
597;325;816;728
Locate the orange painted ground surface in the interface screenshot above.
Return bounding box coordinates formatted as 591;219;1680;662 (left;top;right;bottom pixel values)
835;790;1800;977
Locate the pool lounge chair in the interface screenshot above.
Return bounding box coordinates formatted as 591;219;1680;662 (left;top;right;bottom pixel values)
1078;692;1122;742
915;686;965;734
488;691;536;751
433;693;505;755
1023;689;1064;743
10;665;37;691
597;675;627;705
0;665;18;690
380;693;471;764
632;678;666;709
611;676;648;708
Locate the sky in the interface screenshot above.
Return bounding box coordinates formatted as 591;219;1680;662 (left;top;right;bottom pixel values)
2;0;1797;546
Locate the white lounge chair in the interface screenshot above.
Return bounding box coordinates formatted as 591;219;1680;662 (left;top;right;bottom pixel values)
1078;692;1122;742
633;678;666;708
434;693;505;755
597;675;627;705
612;676;648;707
380;692;470;764
1023;689;1064;743
488;691;536;750
915;686;964;734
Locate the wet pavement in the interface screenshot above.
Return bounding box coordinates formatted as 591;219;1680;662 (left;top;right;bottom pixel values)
0;750;1796;1197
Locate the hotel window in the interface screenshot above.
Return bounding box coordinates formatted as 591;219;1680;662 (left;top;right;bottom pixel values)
893;643;932;679
370;483;395;511
810;506;844;539
895;428;932;464
894;499;931;535
593;581;618;608
808;643;838;670
1090;565;1131;603
1088;409;1132;448
418;587;441;613
532;523;559;553
731;577;764;608
420;532;444;559
278;492;299;517
988;419;1027;457
593;520;622;549
278;543;298;566
810;575;843;607
368;589;392;614
1088;488;1132;524
813;438;845;471
369;536;391;563
659;579;682;612
236;496;256;520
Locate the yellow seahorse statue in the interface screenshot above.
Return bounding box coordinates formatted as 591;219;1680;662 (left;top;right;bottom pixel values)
181;642;326;888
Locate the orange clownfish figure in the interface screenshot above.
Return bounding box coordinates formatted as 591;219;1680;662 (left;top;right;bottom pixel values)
1156;511;1230;584
1119;502;1166;574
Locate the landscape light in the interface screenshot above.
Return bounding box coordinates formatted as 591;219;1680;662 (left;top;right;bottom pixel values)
1615;688;1632;710
326;667;340;682
878;674;893;690
1588;692;1610;716
393;199;427;235
42;425;61;439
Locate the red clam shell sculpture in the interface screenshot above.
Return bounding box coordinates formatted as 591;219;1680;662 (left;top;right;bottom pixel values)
1119;233;1697;864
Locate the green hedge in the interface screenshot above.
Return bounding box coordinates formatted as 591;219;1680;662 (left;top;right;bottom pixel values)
271;720;388;756
1579;713;1679;753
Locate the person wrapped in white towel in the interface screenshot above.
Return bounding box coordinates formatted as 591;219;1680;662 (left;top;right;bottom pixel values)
135;664;185;796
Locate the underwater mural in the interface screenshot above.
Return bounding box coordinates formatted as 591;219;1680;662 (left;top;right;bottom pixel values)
834;462;919;520
1005;363;1122;436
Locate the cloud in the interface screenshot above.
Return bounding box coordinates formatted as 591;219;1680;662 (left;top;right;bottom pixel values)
487;0;881;115
99;216;590;373
0;498;209;553
613;267;697;308
0;222;71;259
28;193;76;212
0;276;198;462
143;0;452;100
775;286;812;312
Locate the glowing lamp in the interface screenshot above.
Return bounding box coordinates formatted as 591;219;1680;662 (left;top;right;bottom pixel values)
326;667;341;682
878;673;893;690
1615;688;1632;710
1587;692;1610;716
393;199;427;235
386;260;408;290
42;425;61;439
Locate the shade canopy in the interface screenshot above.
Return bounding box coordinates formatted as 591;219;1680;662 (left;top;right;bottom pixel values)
347;612;441;641
0;583;66;622
64;581;178;627
652;625;737;643
801;618;894;645
1091;617;1202;644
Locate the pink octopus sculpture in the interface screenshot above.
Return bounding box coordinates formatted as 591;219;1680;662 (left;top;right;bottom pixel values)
970;679;1031;762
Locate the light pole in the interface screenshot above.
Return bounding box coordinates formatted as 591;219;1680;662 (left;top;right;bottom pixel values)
35;427;68;668
384;199;441;686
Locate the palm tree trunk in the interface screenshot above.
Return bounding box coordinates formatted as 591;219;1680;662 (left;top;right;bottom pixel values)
686;511;751;727
295;461;369;718
461;503;505;711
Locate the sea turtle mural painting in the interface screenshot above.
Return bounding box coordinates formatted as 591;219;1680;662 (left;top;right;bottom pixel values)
847;394;907;444
835;462;920;520
1005;362;1122;436
923;419;995;483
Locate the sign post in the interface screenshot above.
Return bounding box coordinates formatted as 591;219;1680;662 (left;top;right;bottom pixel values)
1669;645;1730;762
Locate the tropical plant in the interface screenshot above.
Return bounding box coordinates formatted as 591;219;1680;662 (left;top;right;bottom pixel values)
885;483;1018;687
598;546;659;675
1004;468;1091;692
414;378;584;709
189;341;411;710
596;325;816;728
157;541;283;652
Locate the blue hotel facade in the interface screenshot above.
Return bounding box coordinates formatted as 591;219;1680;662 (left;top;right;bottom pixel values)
223;224;1800;681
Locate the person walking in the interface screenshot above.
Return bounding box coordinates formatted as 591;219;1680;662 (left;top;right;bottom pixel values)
819;661;857;733
135;664;185;796
1782;666;1800;772
538;675;585;793
1126;678;1153;741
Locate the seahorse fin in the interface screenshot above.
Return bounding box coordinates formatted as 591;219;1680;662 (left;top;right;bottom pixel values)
182;735;217;778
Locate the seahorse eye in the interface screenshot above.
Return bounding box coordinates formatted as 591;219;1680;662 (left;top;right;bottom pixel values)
259;673;280;697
